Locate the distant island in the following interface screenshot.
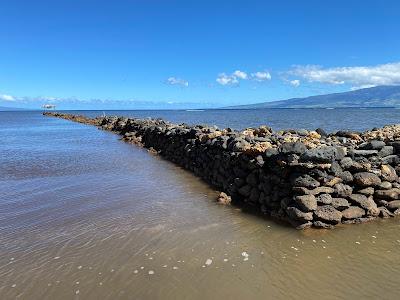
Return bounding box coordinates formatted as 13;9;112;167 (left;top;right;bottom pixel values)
226;85;400;109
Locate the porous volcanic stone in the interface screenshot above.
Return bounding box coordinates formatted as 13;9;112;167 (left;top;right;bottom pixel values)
342;206;365;220
353;172;382;187
286;206;313;222
331;198;350;210
313;205;342;224
294;195;317;212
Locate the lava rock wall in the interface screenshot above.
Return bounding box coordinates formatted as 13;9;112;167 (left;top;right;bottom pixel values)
45;112;400;229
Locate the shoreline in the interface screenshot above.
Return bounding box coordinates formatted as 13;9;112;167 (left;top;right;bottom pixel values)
44;112;400;229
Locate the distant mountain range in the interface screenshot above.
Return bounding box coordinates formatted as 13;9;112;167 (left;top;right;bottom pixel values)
226;85;400;109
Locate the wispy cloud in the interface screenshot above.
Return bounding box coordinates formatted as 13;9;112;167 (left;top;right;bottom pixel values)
216;69;271;86
289;62;400;88
290;79;300;87
0;94;15;101
216;72;240;86
250;71;271;82
165;76;189;87
233;70;248;80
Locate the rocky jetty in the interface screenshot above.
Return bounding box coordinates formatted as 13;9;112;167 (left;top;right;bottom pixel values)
44;112;400;229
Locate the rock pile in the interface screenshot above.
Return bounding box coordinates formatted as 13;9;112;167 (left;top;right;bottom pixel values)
44;112;400;229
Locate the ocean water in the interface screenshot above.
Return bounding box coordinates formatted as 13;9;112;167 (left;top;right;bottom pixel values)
72;107;400;132
1;110;400;300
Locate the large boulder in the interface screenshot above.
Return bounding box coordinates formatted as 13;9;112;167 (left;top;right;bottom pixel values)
286;206;314;222
313;205;342;224
374;189;400;200
379;207;394;218
353;172;382;187
294;195;317;212
317;193;333;205
387;200;400;211
279;142;307;154
348;194;379;216
300;146;341;163
334;183;353;197
331;198;350;210
342;206;365;220
381;164;398;182
291;174;320;188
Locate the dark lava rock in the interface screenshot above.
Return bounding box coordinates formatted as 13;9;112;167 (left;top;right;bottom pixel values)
342;216;376;224
294;195;317;212
331;198;350;210
279;142;307;154
286;206;313;222
291;174;320;189
313;221;334;229
378;146;394;157
313;205;342;224
315;128;328;137
358;140;386;150
316;193;333;205
342;206;365;220
387;200;400;211
379;207;394;218
348;194;379;216
337;171;354;183
351;150;378;157
238;184;252;197
334;183;353;197
300;146;341;163
353;172;382;187
246;172;259;187
381;155;400;165
357;187;375;196
378;181;392;190
295;222;313;230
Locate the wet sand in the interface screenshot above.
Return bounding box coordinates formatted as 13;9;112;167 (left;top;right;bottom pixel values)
1;112;400;299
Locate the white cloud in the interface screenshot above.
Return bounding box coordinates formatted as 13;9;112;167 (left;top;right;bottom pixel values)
216;73;239;86
217;69;272;86
166;77;189;87
251;71;272;82
289;62;400;87
290;79;300;87
233;70;248;80
0;94;15;101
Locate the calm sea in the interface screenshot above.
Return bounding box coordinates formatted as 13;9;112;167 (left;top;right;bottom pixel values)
1;109;400;299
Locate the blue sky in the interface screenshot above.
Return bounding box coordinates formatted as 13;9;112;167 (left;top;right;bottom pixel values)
1;0;400;109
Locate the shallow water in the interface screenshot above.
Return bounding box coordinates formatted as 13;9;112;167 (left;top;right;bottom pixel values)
1;111;400;299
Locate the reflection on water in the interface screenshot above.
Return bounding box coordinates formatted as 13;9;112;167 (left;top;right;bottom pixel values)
1;111;400;299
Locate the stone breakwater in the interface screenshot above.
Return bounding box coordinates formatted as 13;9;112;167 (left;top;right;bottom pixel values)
44;112;400;229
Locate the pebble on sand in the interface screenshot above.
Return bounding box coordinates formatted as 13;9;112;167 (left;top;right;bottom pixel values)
205;259;213;266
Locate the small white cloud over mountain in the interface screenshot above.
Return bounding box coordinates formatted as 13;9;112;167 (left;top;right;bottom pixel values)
289;62;400;88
